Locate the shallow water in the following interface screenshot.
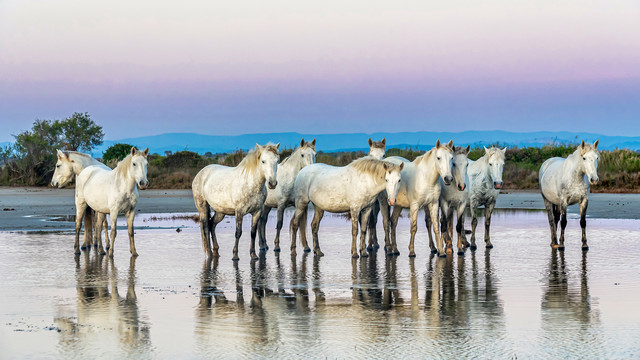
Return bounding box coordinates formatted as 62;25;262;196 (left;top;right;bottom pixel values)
1;210;640;359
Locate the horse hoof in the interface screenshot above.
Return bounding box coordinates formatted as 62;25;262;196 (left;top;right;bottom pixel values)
408;252;416;258
373;244;380;250
582;246;589;251
438;252;447;258
352;253;359;259
385;251;394;257
557;246;565;251
304;247;311;253
366;246;373;252
485;244;493;249
274;247;281;253
457;250;465;256
430;249;438;255
315;250;324;257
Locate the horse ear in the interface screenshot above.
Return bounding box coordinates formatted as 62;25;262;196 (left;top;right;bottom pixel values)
580;140;585;149
143;148;149;156
501;147;506;154
382;138;386;146
383;162;390;170
447;140;453;148
276;142;280;150
593;140;599;149
436;139;441;148
465;145;471;153
484;146;488;153
399;162;404;170
312;138;316;146
130;147;136;156
256;143;262;151
300;139;305;147
57;149;66;161
368;138;373;147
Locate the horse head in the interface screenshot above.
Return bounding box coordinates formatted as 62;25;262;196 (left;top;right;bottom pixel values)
130;147;149;190
298;138;317;167
51;149;75;188
384;161;404;206
485;146;506;189
258;143;280;189
368;137;386;160
580;140;600;185
435;139;455;186
452;145;470;191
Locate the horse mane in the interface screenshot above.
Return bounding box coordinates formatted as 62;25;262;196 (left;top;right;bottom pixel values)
577;143;597;156
238;143;279;174
484;147;505;160
350;158;398;180
413;142;454;166
453;146;469;155
280;141;315;165
62;151;92;160
115;154;132;179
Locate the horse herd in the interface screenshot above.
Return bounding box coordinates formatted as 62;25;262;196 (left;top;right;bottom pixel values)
50;138;601;261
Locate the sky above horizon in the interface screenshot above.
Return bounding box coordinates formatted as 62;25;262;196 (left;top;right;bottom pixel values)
1;0;639;142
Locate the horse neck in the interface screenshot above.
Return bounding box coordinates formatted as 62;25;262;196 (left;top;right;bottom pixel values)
237;164;267;190
115;158;137;191
474;154;492;180
564;152;586;182
71;154;99;175
282;152;305;174
415;151;440;185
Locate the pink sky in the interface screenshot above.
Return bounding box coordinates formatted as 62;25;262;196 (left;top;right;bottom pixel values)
1;0;639;141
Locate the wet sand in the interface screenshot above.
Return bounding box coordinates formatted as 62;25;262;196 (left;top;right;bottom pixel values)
1;187;639;231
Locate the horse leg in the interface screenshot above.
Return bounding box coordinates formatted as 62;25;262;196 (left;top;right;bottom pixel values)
94;212;106;255
196;201;212;257
458;202;470;248
350;209;360;258
580;198;589;250
389;206;402;256
439;203;452;255
210;211;225;257
249;211;260;260
484;202;495;248
310;208;325;257
102;216;110;250
290;205;303;257
107;211;118;257
552;204;560;232
543;197;559;248
299;207;311;253
367;200;379;252
425;207;436;253
259;206;270;252
359;206;373;258
82;208;93;250
429;202;446;257
74;200;88;254
408;206;419;257
558;206;568;250
274;205;285;252
126;209;138;257
469;202;478;250
233;212;243;261
380;198;391;250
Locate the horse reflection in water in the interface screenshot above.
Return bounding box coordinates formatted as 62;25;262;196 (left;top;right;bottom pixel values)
351;256;403;310
423;250;506;351
55;254;150;355
540;250;602;357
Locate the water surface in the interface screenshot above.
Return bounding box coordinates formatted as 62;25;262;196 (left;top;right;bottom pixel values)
1;211;639;358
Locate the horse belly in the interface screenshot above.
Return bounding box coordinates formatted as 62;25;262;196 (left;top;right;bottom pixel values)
309;187;349;213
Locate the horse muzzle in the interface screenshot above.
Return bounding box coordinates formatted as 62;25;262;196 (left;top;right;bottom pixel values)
268;181;278;190
590;178;599;185
494;181;503;190
387;198;396;206
138;180;148;190
443;176;453;186
457;183;466;191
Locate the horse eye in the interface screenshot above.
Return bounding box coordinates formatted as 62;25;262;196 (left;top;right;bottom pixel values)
489;163;493;166
301;154;304;157
437;157;441;160
56;165;60;168
452;163;456;167
133;163;136;166
583;157;586;160
261;160;265;164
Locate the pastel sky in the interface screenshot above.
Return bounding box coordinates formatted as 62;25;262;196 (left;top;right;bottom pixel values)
1;0;639;142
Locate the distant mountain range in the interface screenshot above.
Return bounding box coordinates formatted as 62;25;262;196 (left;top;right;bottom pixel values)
87;131;639;157
2;131;639;157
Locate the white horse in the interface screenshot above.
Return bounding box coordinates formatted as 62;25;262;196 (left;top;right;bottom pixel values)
259;139;316;252
539;140;599;250
425;145;470;255
290;157;404;258
365;138;389;250
51;150;111;251
193;143;280;260
467;147;506;249
387;140;454;258
75;147;149;256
